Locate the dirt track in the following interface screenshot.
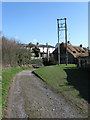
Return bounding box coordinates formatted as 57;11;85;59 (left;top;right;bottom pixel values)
3;68;83;118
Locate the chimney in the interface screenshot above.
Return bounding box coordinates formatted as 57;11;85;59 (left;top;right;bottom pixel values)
68;41;70;44
36;42;39;47
80;44;82;47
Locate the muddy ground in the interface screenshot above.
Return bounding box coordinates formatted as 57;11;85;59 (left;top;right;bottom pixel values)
3;68;84;118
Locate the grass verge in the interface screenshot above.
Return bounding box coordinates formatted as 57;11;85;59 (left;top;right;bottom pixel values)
2;66;32;110
34;64;88;117
0;69;2;119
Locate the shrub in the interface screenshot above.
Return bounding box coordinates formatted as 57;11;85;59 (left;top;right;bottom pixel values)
43;57;57;66
30;59;43;66
2;36;31;67
32;46;40;57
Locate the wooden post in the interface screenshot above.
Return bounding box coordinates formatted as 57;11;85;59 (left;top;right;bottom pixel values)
65;18;68;65
57;19;60;65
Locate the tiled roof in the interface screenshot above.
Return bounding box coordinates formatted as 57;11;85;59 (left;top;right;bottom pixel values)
38;45;55;48
68;44;88;58
27;43;36;47
53;42;88;58
67;45;88;57
27;43;55;48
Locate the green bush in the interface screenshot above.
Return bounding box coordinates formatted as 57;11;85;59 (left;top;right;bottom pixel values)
30;59;43;66
43;57;57;66
2;36;32;67
32;46;40;57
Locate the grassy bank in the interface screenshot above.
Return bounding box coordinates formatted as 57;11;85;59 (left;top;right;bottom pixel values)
2;66;32;109
0;69;2;119
34;64;88;117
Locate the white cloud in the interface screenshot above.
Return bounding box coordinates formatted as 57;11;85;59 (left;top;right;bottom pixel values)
33;39;37;42
15;36;19;40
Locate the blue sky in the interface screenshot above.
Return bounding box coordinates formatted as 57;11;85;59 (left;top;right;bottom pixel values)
2;2;88;47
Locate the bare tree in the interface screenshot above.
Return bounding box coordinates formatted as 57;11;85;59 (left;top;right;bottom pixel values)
2;36;31;68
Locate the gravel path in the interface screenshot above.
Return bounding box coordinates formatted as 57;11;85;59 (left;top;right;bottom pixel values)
4;68;83;118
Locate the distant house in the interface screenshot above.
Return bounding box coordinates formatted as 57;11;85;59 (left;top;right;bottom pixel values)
18;43;28;49
27;42;55;59
52;41;88;64
38;44;55;58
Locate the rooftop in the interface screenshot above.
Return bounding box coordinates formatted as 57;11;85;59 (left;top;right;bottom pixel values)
53;42;88;58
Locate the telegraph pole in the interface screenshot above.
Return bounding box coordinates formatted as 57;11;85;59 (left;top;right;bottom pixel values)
57;19;60;65
57;18;68;65
65;18;68;65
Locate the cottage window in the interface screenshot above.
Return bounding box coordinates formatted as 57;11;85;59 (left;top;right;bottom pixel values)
82;51;85;53
73;51;76;53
